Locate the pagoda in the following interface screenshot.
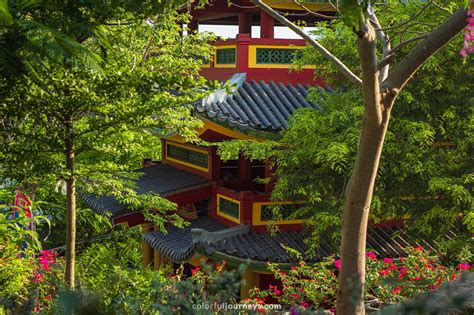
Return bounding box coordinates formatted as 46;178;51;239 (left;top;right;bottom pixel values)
83;0;451;299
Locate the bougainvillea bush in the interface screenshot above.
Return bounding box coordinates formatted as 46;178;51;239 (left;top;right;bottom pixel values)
249;246;472;313
0;206;62;314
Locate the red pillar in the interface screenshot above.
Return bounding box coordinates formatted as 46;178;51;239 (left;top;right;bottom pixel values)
236;34;250;75
238;154;252;182
210;146;221;181
239;13;252;37
260;11;274;38
239;191;254;225
209;183;218;220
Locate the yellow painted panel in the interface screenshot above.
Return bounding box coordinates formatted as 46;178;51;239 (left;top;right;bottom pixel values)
217;193;241;224
248;45;315;69
214;45;237;69
252;201;304;225
164;140;210;172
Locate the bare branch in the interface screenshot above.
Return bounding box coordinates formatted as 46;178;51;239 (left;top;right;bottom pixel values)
375;0;433;32
292;1;337;19
368;10;390;82
379;34;429;68
383;7;467;92
252;0;362;88
431;1;452;15
388;34;428;55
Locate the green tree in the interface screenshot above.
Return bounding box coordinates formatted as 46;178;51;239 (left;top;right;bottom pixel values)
1;13;214;289
250;1;470;313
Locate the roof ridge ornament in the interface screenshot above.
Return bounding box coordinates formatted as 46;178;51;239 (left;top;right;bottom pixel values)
191;224;249;244
201;73;247;107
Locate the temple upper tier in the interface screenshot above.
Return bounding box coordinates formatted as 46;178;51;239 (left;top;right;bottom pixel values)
182;0;336;85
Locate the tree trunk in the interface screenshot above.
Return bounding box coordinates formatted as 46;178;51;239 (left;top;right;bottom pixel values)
65;135;76;289
336;113;390;314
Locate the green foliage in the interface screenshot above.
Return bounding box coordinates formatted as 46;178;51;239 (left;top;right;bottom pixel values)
73;227;165;314
1;13;216;230
152;263;243;314
53;253;242;314
0;0;191;76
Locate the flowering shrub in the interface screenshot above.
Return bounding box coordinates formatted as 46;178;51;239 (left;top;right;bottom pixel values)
0;208;62;314
365;246;469;306
28;250;62;313
250;259;338;311
249;247;472;312
460;0;474;57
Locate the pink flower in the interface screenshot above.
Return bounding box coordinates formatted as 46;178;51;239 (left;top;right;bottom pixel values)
38;250;55;271
334;259;341;270
379;269;390;276
300;301;309;308
460;1;474;57
273;288;281;295
411;276;421;281
32;271;44;283
191;266;200;275
389;264;398;271
292;293;300;299
366;252;377;260
457;262;471;270
392;286;401;294
383;258;393;264
414;245;424;252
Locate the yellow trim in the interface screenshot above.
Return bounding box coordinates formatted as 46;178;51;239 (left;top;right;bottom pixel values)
167;119;265;143
200;63;211;69
248;45;315;69
240;270;260;300
118;221;129;227
252;201;304;225
262;0;335;11
216;193;241;224
214;45;237;69
202;119;265;141
165;140;210;172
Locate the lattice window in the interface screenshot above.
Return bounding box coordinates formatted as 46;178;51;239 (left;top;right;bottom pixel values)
166;144;208;169
260;204;299;222
218;197;239;219
215;48;236;64
256;48;302;64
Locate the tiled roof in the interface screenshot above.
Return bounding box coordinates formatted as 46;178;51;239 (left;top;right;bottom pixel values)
142;217;457;264
195;73;330;132
142;216;228;261
82;163;208;217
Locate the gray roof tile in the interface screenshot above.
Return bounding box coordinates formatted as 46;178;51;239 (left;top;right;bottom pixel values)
196;74;330;132
142;217;456;264
82;163;208;217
